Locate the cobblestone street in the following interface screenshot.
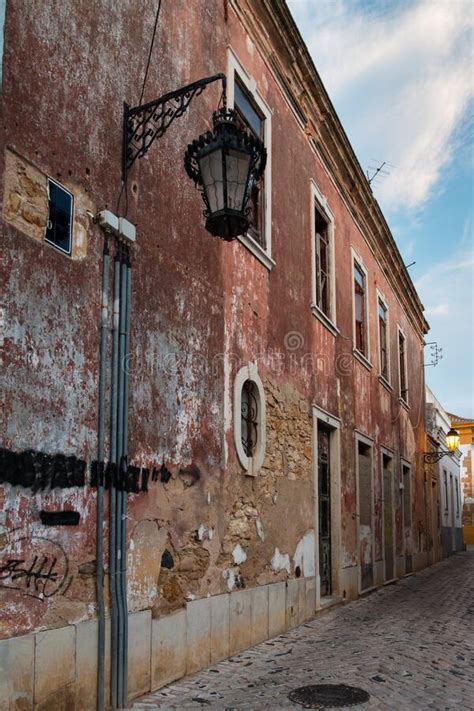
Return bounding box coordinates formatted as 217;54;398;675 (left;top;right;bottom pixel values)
133;552;474;711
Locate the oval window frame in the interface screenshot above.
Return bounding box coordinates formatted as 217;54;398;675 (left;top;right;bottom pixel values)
233;363;266;476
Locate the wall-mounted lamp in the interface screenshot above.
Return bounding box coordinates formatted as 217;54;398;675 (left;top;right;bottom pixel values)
122;73;266;241
424;427;460;464
108;71;266;711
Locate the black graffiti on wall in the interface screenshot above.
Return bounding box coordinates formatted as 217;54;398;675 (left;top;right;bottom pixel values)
89;460;201;492
90;459;142;492
0;532;71;600
90;459;177;492
0;448;203;494
0;448;86;490
40;510;80;526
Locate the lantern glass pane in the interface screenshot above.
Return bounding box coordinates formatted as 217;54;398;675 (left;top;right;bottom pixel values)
446;430;460;451
225;148;251;211
199;149;224;214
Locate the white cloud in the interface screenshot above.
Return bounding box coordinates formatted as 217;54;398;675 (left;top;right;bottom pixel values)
425;303;449;317
415;251;474;291
287;0;473;211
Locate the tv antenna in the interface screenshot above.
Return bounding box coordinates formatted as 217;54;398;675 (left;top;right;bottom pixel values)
366;159;397;186
424;341;443;368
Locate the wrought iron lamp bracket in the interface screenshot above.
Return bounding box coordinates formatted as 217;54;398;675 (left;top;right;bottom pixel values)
122;73;227;181
423;450;455;464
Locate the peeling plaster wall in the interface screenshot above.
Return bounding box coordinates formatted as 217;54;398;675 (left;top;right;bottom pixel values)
0;0;428;684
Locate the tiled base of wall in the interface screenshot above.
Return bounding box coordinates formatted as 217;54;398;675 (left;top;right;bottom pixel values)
395;555;406;579
0;557;438;710
413;551;429;572
0;576;319;710
373;560;385;587
340;565;358;600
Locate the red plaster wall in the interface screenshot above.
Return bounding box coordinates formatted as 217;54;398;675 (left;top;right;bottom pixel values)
0;0;428;639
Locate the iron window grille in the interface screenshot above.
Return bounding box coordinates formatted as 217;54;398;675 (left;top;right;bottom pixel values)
241;379;259;457
398;330;408;402
354;261;366;355
45;178;73;255
378;299;389;380
315;209;331;317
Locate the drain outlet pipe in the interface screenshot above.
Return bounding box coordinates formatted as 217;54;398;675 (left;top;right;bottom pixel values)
96;237;109;711
109;242;122;709
116;245;127;705
108;239;132;709
121;250;132;703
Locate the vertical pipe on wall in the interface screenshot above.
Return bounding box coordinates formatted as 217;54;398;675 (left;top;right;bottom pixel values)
116;246;128;706
96;238;109;711
107;237;133;708
121;250;132;704
109;242;122;709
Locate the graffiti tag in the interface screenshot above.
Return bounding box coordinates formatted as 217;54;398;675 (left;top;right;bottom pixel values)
0;533;70;600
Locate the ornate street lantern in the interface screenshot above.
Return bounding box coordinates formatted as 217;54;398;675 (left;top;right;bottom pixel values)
122;72;265;241
424;427;461;464
184;108;266;241
446;428;460;452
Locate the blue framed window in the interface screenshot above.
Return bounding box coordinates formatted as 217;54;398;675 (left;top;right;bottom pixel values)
45;179;73;255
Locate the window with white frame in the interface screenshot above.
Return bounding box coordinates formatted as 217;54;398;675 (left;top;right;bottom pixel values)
234;363;266;476
311;183;336;330
352;255;369;360
228;49;273;269
377;294;390;382
398;327;409;404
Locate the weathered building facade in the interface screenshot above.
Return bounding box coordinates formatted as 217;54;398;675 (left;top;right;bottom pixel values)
0;1;431;708
425;388;463;560
449;414;474;545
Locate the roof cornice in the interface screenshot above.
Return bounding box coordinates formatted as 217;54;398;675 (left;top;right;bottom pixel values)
230;0;429;338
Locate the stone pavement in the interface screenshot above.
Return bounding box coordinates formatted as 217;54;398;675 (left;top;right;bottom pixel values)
132;552;474;711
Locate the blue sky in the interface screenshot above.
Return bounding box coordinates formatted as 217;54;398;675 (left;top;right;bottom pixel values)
287;0;474;416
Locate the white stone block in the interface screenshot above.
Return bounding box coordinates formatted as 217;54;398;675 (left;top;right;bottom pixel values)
186;597;211;674
0;633;34;711
373;560;385;587
75;617;111;711
268;581;286;637
229;588;252;655
151;609;186;690
304;576;316;621
340;566;359;601
286;578;305;629
210;593;230;664
35;626;76;708
250;585;269;646
128;610;151;699
395;556;405;579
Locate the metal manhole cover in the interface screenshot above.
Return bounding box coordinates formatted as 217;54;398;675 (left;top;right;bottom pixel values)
288;684;370;709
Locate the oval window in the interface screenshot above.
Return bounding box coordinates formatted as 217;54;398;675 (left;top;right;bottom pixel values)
234;364;266;476
241;379;259;457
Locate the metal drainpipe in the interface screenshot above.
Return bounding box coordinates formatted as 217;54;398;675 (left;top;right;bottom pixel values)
121;249;132;704
96;237;109;711
110;242;122;709
116;245;128;705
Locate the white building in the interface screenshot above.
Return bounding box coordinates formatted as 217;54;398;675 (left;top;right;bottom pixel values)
425;387;464;557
